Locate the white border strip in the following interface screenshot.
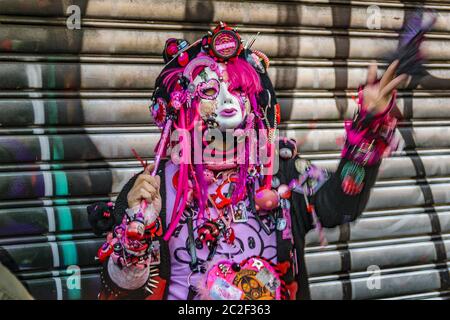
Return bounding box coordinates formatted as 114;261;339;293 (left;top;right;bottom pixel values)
49;241;60;268
53;277;63;300
45;207;56;233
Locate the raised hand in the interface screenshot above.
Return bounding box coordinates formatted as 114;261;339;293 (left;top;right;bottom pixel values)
127;164;162;214
363;60;408;115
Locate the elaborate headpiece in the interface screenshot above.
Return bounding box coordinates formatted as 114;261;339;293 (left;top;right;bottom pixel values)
149;22;281;240
150;22;279;133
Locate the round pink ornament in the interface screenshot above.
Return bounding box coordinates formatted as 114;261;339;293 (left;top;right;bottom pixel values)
255;188;279;211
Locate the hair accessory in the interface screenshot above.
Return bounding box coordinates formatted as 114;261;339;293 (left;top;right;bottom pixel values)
178;51;189;66
150;97;168;128
245;50;266;74
244;32;260;50
252;50;270;70
202;22;243;62
170;91;186;110
183;55;218;81
163;38;190;64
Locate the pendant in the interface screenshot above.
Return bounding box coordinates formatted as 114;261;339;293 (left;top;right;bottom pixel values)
149;241;161;265
280;199;293;240
210;177;238;209
224;227;235;244
232;201;248;223
204;169;216;185
276;218;287;231
271;176;281;188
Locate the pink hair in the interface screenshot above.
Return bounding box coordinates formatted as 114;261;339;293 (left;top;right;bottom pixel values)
226;57;263;95
161;67;183;91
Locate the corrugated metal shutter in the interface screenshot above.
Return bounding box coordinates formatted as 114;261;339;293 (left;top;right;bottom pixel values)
0;0;449;300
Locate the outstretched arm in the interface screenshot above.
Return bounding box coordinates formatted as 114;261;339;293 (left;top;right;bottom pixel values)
316;61;407;227
292;61;407;235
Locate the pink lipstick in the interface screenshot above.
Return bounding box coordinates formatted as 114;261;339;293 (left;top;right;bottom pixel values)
220;108;238;117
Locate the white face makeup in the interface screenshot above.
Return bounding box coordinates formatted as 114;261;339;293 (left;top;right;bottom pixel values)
192;64;249;130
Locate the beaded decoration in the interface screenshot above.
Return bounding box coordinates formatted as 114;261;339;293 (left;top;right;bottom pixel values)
342;85;399;166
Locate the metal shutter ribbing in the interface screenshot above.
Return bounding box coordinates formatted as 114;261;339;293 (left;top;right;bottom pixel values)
0;0;449;300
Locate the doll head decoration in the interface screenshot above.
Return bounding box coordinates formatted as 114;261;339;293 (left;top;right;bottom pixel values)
149;22;282;240
278;137;298;160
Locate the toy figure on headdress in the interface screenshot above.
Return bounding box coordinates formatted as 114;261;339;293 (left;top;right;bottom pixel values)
87;11;436;300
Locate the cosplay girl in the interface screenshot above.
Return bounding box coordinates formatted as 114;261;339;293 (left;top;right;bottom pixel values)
87;12;436;300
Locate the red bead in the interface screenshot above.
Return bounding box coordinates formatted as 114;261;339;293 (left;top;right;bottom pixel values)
166;42;178;56
277;184;291;199
178;52;189;66
126;220;145;240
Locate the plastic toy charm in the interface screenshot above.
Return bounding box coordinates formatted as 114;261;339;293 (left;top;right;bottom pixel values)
340;161;366;195
196;220;222;249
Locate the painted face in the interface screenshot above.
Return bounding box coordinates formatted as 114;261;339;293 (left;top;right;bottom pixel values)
192;64;250;130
